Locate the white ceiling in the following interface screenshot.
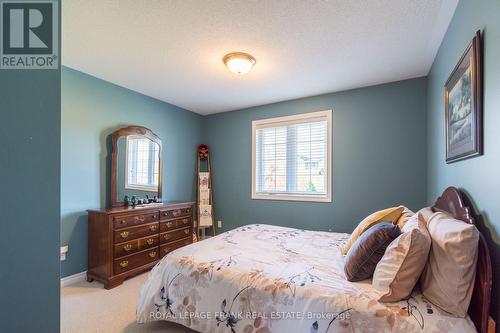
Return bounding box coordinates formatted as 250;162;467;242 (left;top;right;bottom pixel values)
62;0;457;115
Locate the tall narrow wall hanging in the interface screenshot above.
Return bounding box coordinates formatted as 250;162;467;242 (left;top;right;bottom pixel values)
196;144;216;238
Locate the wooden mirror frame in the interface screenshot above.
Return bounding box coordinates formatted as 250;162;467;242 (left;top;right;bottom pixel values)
110;126;163;208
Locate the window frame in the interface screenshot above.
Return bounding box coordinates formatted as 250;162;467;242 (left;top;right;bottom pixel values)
251;110;333;203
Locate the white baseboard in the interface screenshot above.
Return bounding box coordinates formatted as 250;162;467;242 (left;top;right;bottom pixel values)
61;271;87;287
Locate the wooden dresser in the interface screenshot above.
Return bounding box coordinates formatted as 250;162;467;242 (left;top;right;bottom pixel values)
87;201;194;289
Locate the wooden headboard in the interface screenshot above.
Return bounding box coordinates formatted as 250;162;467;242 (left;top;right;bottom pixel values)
432;187;492;333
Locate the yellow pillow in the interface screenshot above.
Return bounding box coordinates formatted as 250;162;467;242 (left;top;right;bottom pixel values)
342;206;404;255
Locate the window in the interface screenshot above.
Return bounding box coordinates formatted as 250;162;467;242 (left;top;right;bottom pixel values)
252;110;332;202
125;136;160;191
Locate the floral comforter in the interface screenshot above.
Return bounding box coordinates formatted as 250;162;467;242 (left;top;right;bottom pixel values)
137;224;476;333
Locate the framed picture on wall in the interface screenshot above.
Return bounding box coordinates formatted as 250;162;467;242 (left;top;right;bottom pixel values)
444;30;483;163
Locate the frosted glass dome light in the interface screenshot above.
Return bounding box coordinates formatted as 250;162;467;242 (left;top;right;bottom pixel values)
223;52;256;75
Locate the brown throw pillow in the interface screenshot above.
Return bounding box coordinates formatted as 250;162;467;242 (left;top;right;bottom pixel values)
344;222;401;282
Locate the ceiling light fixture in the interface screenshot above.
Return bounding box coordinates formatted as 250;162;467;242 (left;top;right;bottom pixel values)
223;52;256;75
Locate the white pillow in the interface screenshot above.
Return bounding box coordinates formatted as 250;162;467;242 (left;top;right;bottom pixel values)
401;207;434;232
373;213;431;302
395;206;414;229
420;211;479;317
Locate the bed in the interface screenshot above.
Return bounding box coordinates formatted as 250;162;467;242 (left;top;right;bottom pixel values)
137;187;492;333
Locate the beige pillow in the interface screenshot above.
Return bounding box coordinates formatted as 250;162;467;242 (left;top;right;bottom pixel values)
373;213;431;302
401;207;434;231
396;206;414;229
420;212;479;317
343;206;404;254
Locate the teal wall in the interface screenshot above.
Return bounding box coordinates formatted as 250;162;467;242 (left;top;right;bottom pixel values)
426;0;500;325
0;1;61;331
61;67;203;277
62;74;427;278
205;78;427;234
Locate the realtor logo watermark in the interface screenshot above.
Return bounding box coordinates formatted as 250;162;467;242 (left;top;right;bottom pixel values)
1;0;58;69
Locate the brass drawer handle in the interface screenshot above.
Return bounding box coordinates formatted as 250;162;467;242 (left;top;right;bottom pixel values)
166;222;174;228
133;216;145;222
119;260;129;268
120;219;126;224
123;244;133;251
164;234;170;240
120;231;129;239
173;210;181;216
163;247;170;253
146;238;154;245
152;215;156;219
184;229;189;234
163;212;169;216
182;218;189;225
148;251;157;258
149;225;157;232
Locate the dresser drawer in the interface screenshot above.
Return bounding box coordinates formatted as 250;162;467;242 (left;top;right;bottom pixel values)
176;216;192;228
159;220;177;232
114;222;159;243
113;212;159;229
160;207;192;220
160;227;191;244
160;237;192;258
114;248;159;275
114;235;159;258
159;216;192;232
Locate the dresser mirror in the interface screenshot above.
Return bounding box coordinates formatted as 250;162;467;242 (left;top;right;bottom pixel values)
110;126;162;207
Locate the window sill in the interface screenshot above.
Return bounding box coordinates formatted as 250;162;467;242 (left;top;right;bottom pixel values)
251;193;332;203
125;185;158;192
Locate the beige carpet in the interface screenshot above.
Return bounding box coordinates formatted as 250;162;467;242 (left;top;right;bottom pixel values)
61;273;197;333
